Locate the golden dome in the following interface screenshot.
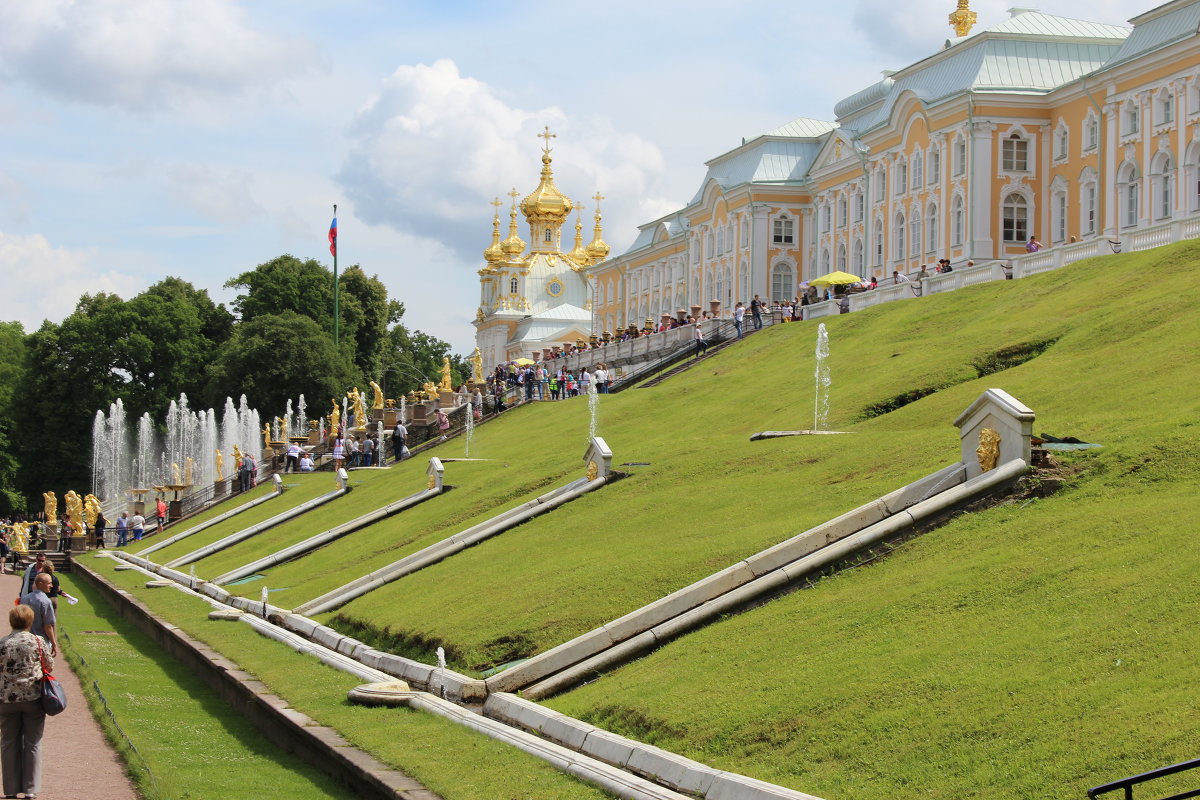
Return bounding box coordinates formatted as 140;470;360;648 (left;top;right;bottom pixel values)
566;210;592;268
483;199;504;264
500;188;526;257
585;192;611;262
520;127;573;224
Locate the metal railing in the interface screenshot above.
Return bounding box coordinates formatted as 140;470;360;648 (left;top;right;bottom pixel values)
1089;757;1200;800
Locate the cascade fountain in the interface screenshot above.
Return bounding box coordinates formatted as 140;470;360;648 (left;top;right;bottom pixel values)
464;398;475;457
587;380;599;441
813;323;830;432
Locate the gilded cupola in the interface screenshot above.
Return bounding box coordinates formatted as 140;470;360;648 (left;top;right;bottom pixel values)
500;188;527;258
483;197;504;266
566;205;592;267
585;191;610;263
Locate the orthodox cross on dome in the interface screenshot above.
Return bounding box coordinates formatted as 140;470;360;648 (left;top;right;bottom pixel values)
508;187;521;207
538;126;557;155
491;197;503;212
592;192;605;214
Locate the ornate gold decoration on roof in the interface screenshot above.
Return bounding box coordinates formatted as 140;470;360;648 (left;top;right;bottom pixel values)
500;188;526;257
949;0;977;37
520;126;574;225
483;197;504;264
585;191;611;263
566;204;593;267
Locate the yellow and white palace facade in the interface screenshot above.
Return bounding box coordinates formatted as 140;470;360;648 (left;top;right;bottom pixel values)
587;0;1200;334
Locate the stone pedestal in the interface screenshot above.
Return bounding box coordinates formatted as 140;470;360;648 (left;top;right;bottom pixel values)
69;536;87;554
709;300;722;317
438;390;457;407
132;500;146;516
307;429;322;445
213;480;228;499
383;409;398;427
43;534;59;552
169;500;183;520
410;403;428;423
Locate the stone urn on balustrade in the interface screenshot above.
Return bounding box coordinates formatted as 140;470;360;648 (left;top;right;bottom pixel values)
709;300;722;317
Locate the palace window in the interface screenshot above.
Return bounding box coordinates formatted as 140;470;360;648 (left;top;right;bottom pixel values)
1052;190;1067;243
926;202;938;253
894;212;906;261
876;166;887;201
929;146;940;184
896;158;907;194
1122;101;1140;136
910;209;922;256
821;203;832;233
726;224;734;253
1080;177;1097;236
771;263;794;302
837;243;847;271
911;151;923;189
852;238;864;273
1157;91;1175;126
853;191;864;222
837;196;848;228
773;216;794;245
510;277;518;293
545;229;552;243
873;218;884;265
1118;162;1139;227
740;217;749;247
1151;152;1175;220
1002;134;1029;172
952;195;964;246
1055;125;1069;160
1001;193;1029;243
1085;114;1099;151
821;248;831;271
954;136;966;175
1188;142;1200;212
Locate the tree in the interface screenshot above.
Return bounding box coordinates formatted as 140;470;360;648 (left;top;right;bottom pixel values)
205;311;357;416
0;321;26;513
383;324;468;396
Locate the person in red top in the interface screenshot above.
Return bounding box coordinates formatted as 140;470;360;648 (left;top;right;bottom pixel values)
155;497;168;534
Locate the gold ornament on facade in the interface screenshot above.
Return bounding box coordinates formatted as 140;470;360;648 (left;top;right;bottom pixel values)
949;0;977;37
976;428;1001;473
586;460;599;481
427;474;437;490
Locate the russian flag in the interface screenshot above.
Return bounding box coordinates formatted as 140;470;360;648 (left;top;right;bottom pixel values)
328;216;338;257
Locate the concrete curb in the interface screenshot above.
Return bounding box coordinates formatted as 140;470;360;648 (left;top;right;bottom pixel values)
135;480;283;556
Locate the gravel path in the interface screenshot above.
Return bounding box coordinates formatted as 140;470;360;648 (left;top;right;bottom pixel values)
0;571;139;800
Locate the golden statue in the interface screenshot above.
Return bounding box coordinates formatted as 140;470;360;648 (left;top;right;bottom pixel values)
370;380;384;410
470;348;484;383
439;357;453;391
171;462;181;485
43;491;57;526
64;489;84;535
185;456;195;486
84;494;101;527
329;398;341;433
262;423;271;449
215;448;225;479
10;523;28;554
279;415;289;441
421;380;439;399
233;445;243;469
349;387;368;430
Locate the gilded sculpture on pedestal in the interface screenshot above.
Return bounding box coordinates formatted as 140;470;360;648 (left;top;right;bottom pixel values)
329;399;341;434
470;348;484;383
84;494;101;528
64;489;84;535
439;357;453;392
216;449;225;479
43;491;57;526
370;380;385;410
349;387;368;430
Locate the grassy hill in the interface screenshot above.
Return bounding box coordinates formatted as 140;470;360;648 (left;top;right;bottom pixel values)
134;239;1200;798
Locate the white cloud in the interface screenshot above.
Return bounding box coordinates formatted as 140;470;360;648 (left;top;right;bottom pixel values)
0;0;318;111
0;232;139;330
164;164;267;226
337;59;669;262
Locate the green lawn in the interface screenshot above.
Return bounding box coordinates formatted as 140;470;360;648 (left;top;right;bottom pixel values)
86;560;612;800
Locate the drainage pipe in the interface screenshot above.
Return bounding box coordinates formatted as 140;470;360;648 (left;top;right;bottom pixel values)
520;458;1026;700
136;475;284;557
295;473;613;616
212;486;442;585
165;476;351;569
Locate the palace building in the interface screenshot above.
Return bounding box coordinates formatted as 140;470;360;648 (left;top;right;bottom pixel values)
472;128;610;370
584;0;1200;335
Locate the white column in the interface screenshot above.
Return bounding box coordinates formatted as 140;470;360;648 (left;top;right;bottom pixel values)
969;121;996;257
1140;91;1152;228
1103;99;1118;236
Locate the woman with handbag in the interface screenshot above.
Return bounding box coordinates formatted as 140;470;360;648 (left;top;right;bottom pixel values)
0;604;52;799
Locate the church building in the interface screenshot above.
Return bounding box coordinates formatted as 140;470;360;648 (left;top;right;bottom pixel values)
473;128;609;370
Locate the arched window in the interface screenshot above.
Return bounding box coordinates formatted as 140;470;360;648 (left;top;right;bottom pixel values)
929;145;941;184
853;190;864;222
545;229;552;243
896;157;907;194
821;248;831;271
952;195;965;246
1122;101;1140;136
771;263;794;302
1051;182;1068;243
716;226;724;253
510;277;518;293
876;165;887;201
837;196;848;228
715;268;723;304
1084;112;1099;151
926;202;939;254
1002;193;1029;243
911;150;923;189
1186;142;1200;213
724;266;733;307
821;202;832;233
1156;90;1175;126
1151;151;1175;220
910;209;922;256
894;212;906;261
837;243;847;271
1117;162;1140;228
954;136;967;175
852;238;865;273
1079;170;1098;236
873;218;884;265
1055;123;1069;160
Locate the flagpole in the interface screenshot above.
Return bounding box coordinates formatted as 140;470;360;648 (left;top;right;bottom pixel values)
332;203;339;347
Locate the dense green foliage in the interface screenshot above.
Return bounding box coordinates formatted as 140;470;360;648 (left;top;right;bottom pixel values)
0;256;466;511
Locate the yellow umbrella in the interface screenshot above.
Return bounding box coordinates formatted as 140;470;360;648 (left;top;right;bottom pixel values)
513;357;535;365
809;270;866;286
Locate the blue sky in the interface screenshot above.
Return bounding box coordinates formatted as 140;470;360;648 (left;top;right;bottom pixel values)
0;0;1151;353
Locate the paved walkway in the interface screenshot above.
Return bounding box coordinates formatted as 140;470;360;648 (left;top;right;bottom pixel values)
0;571;139;800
